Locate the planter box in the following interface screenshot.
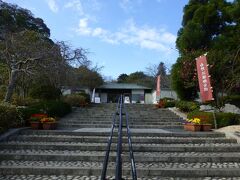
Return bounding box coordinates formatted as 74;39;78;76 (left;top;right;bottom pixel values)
30;122;42;130
201;124;212;131
184;123;201;131
42;123;57;130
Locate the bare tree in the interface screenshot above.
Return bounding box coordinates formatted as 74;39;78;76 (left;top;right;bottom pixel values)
56;41;90;67
0;30;56;102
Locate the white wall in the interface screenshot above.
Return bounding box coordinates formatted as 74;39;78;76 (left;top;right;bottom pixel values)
145;93;153;104
62;89;71;96
131;90;144;103
152;89;178;103
100;93;108;103
132;90;144;95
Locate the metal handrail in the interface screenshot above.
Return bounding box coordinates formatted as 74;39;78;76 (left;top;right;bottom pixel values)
115;95;123;180
101;97;121;180
125;111;137;180
101;95;137;180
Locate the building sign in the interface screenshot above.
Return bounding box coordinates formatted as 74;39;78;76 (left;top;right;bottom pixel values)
94;97;101;103
156;75;161;101
196;55;213;102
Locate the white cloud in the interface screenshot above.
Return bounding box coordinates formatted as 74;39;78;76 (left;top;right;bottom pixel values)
92;27;106;37
64;0;84;15
119;0;143;12
119;0;131;11
76;18;91;35
74;18;176;53
45;0;59;13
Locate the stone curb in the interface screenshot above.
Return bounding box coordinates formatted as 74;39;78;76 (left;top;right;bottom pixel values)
168;107;187;120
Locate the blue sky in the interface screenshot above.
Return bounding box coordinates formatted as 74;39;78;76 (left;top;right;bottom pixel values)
5;0;189;79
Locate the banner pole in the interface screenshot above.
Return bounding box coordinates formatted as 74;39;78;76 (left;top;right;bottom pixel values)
212;108;217;129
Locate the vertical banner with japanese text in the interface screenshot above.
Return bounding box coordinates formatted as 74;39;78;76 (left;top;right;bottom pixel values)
196;55;213;102
156;75;161;101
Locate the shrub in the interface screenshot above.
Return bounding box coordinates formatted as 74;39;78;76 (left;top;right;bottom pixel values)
76;92;90;103
222;95;240;108
216;112;240;128
0;105;21;134
17;107;40;121
31;100;72;117
12;96;39;106
63;94;89;107
164;101;176;108
163;98;176;108
0;85;7;101
187;110;240;128
155;98;176;108
176;101;199;112
29;85;62;100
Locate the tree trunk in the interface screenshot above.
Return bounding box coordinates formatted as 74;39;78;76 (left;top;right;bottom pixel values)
4;70;18;102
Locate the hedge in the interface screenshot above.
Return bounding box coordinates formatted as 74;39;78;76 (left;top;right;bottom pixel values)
18;100;72;122
222;95;240;108
187;110;240;128
63;93;90;107
176;101;199;112
0;105;21;134
30;100;72;117
29;85;62;100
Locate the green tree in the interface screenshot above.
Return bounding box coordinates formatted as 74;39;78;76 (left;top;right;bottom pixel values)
0;0;50;37
75;66;104;90
126;71;155;88
172;0;240;102
117;74;129;83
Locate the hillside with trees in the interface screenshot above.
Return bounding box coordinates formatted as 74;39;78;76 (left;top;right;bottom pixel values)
0;1;103;103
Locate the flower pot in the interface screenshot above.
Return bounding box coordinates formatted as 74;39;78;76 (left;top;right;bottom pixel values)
184;123;201;131
42;123;57;130
201;124;212;131
30;122;42;130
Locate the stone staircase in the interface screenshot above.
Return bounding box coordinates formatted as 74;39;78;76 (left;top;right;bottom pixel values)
0;104;240;179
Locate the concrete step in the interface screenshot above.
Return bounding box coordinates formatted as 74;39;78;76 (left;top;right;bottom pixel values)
57;124;184;129
59;120;183;124
19;130;226;138
8;135;237;144
0;175;239;180
1;150;240;163
58;122;183;126
1;160;240;177
1;142;239;152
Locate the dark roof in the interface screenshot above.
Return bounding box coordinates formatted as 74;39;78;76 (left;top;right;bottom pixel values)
97;83;152;90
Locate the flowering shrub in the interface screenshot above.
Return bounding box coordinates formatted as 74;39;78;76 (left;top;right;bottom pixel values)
40;117;56;123
30;114;47;122
186;118;201;125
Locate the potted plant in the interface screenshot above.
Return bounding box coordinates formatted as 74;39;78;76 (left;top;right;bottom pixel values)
201;123;212;131
193;115;212;131
29;114;47;130
40;117;57;130
184;118;201;131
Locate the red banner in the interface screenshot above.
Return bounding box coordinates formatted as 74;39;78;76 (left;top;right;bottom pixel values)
156;75;161;98
196;55;213;102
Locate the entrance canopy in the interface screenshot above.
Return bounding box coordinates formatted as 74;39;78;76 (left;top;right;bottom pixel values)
96;83;152;103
